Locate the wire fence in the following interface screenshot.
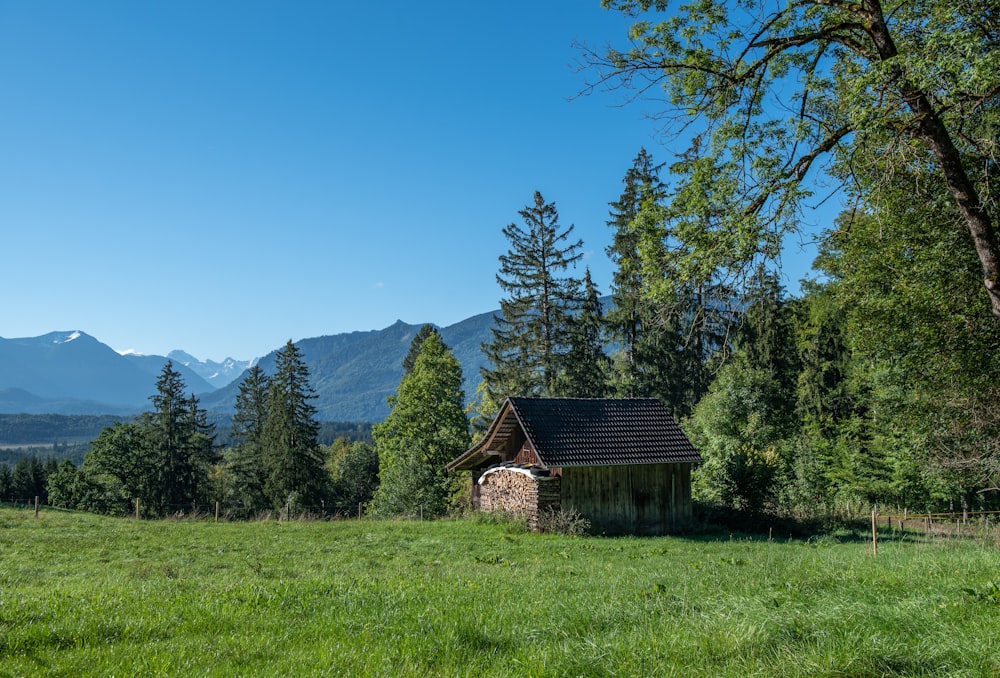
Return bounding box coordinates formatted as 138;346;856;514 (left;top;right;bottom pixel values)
0;497;389;522
870;508;1000;554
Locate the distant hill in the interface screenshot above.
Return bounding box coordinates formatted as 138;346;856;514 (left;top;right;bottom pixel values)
0;312;498;422
0;331;223;415
0;332;155;413
201;312;495;422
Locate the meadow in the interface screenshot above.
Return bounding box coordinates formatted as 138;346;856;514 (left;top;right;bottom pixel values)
1;508;999;677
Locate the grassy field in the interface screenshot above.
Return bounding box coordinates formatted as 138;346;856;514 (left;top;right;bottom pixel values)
1;508;999;677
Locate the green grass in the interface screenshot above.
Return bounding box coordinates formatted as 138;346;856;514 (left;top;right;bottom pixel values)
1;508;999;676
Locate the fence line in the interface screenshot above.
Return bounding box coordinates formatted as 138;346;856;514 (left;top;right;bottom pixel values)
871;508;1000;554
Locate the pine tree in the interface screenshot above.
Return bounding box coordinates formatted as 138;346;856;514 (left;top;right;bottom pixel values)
183;393;216;504
370;332;470;517
145;361;215;515
481;191;584;400
556;269;609;397
0;464;11;500
604;149;718;417
402;324;440;375
11;455;45;503
228;364;270;515
736;267;800;421
605;148;667;396
262;341;326;512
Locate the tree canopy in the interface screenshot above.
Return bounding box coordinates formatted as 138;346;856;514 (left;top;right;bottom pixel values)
583;0;1000;317
371;331;470;517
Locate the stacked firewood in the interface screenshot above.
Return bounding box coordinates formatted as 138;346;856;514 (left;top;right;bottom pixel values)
478;465;561;530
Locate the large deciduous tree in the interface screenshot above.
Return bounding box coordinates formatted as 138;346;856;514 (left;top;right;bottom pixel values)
583;0;1000;318
370;332;470;518
481;191;584;400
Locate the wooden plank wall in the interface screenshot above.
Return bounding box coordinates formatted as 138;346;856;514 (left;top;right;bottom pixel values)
560;463;693;535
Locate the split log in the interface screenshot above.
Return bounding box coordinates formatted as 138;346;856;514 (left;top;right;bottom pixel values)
478;467;560;530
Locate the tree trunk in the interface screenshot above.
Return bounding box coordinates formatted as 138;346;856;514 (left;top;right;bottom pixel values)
865;0;1000;317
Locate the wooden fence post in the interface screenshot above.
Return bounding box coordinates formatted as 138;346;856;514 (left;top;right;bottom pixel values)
215;501;220;522
34;496;39;518
871;509;878;556
135;498;140;520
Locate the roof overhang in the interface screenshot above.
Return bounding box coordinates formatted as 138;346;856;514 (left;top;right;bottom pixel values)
446;398;526;472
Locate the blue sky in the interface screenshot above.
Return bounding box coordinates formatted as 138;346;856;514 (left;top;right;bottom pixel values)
1;1;830;361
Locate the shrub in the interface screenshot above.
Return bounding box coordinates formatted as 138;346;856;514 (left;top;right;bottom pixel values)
535;507;590;536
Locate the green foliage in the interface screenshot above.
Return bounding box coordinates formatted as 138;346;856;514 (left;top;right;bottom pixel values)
466;378;502;436
10;455;48;503
604;150;727;417
962;581;1000;606
0;414;122;446
816;172;1000;501
371;332;470;517
68;363;217;517
261;341;327;512
605;148;669;395
555;268;609;397
45;460;79;509
688;362;792;513
327;439;379;516
481;191;585;400
227;364;271;516
144;363;216;515
402;324;440;375
0;463;10;499
78;421;150;514
588;0;1000;315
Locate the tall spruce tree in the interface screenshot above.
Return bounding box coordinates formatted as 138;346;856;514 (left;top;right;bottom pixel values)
262;341;326;512
605;148;667;396
370;332;469;517
144;361;215;515
736;268;800;419
556;269;609;397
481;191;584;400
228;364;270;516
604;149;720;417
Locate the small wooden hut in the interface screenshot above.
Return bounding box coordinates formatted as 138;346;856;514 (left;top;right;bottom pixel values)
446;397;702;535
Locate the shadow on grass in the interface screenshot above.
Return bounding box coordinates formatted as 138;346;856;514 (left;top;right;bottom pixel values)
654;502;876;544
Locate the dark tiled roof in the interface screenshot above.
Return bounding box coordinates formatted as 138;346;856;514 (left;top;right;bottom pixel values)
509;397;701;467
447;397;701;471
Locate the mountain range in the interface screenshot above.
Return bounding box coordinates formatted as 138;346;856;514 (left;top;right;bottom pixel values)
0;313;496;422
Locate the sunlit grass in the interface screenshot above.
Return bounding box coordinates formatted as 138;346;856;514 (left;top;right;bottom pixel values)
1;508;998;676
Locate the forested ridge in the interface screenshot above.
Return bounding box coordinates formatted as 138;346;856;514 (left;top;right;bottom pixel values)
0;414;124;444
